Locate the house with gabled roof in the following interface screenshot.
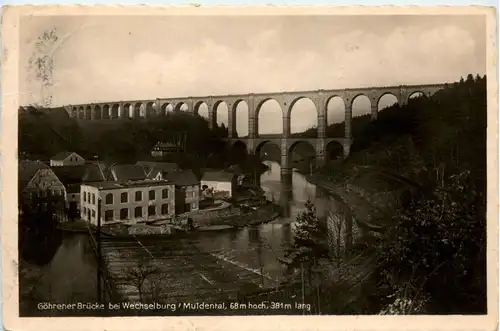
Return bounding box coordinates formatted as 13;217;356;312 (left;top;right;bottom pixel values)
136;161;179;180
51;163;106;215
19;160;66;216
106;164;147;182
201;170;237;198
50;151;85;167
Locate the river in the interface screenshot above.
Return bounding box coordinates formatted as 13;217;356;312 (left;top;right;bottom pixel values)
19;161;331;315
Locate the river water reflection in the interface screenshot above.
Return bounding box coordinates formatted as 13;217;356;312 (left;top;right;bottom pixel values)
20;161;331;313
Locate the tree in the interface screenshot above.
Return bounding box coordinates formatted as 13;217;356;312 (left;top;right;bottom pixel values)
284;200;330;282
124;258;158;302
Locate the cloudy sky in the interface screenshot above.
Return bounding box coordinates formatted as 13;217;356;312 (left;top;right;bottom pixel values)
20;14;486;135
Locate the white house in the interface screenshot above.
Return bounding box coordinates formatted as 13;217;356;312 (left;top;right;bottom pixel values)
201;171;236;198
50;151;85;167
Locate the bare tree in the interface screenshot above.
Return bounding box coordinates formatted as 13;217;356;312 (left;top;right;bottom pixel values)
124;258;158;302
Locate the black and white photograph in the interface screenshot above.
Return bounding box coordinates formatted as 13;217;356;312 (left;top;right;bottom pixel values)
2;5;498;331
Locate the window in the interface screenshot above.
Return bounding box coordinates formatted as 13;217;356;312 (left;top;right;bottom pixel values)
106;193;113;204
162;189;168;199
135;191;142;202
149;190;155;200
104;210;114;222
134;206;142;218
92;209;96;218
92;193;96;204
161;204;169;215
192;202;197;209
120;208;128;220
72;194;75;198
148;205;156;216
83;207;87;217
83;192;87;202
121;192;128;203
87;192;91;203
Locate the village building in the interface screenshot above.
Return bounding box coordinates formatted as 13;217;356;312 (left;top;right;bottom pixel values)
49;151;85;167
80;180;176;226
19;160;66;218
164;170;200;214
201;170;237;198
136;161;179;180
106;164;147;181
51;163;106;215
150;142;183;158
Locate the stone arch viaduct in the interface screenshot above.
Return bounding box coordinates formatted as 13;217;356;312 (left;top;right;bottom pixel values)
64;83;445;175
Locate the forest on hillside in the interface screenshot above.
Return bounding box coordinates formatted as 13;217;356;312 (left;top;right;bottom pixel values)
284;74;487;314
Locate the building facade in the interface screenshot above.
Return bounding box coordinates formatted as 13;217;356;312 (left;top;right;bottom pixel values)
164;170;200;214
151;142;183;158
80;180;176;226
201;171;237;198
50;151;86;167
19;160;67;219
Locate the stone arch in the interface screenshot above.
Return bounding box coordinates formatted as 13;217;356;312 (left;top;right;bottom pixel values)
78;106;84;119
325;140;344;164
194;101;209;118
213;100;229;128
288;97;318;135
377;92;399;111
85;106;92;120
122;103;132;119
233;99;249;138
288;140;317;171
408;91;426;102
160;103;173;116
103;105;110;119
351;94;371;118
230;140;248;165
255;140;281;164
174;102;189;112
325;95;346;136
145;102;155;117
71;107;78;118
93;105;102;120
134;102;143;118
256;99;283;136
111;104;120;119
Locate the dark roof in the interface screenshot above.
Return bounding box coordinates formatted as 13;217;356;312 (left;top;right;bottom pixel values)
136;161;179;178
83;179;173;191
201;170;235;182
51;164;106;186
156;142;178;148
19;160;50;192
50;151;75;161
67;183;81;194
164;170;199;187
109;164;146;181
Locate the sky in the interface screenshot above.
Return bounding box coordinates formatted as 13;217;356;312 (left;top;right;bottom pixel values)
19;14;486;135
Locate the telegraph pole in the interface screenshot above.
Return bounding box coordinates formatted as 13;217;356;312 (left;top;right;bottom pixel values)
96;198;102;305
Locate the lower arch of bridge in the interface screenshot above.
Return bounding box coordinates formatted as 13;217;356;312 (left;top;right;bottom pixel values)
71;107;77;118
78;107;84;119
123;103;132;119
408;91;425;102
230;140;248;165
288;140;317;171
325;140;344;164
